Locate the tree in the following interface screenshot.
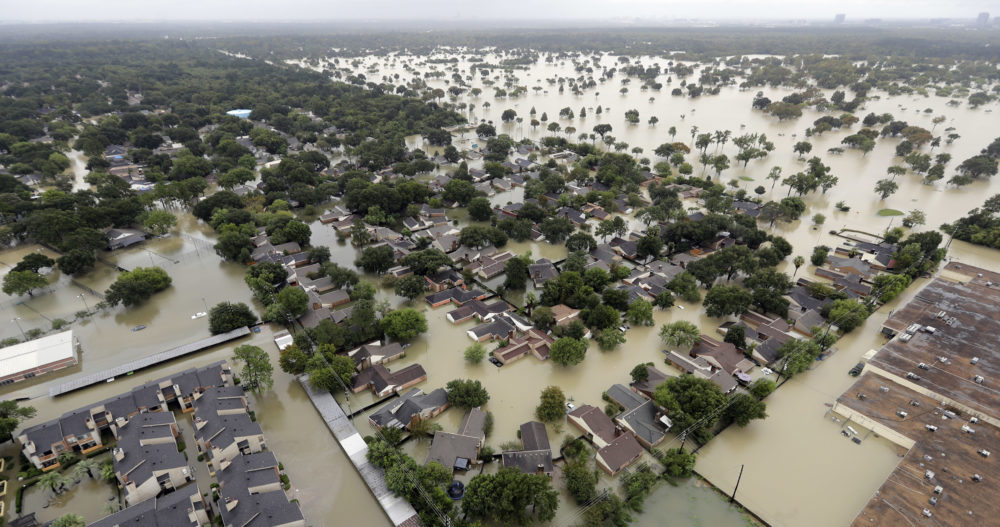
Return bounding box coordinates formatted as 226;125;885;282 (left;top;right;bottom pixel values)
723;325;747;350
214;231;254;263
503;256;530;290
667;272;701;303
811;245;830;266
2;270;48;297
52;514;86;527
274;286;308;319
104;266;171;307
626;299;654;326
393;275;426;302
501;109;517;122
874;179;898;200
792;255;805;276
232;344;274;392
660;448;697;480
550;337;588;366
659;321;700;348
467;197;493;221
536;385;567;422
653;375;727;443
278;345;310;375
725;393;768;427
776;338;822;378
902;209;926;228
564;460;599;504
593;123;613;138
827;299;870;332
140;209;177;235
464;342;486;364
749;378;777;399
476;123;496;138
0;399;36;440
307;246;331;264
381;308;428;341
703;285;752;318
596;329;627;351
462;468;558;525
57;249;96;276
13;253;55;273
531;306;555;331
208;302;257;334
872;273;912;303
793;141;812;159
565;232;597;253
401;248;452;276
446;378;490;408
356;245;395;274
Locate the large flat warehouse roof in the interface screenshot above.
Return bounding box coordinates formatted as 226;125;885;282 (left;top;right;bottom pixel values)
0;329;76;379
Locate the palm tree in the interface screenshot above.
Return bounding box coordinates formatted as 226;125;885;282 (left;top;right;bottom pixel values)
38;470;70;497
100;461;116;482
793;256;805;276
73;458;99;480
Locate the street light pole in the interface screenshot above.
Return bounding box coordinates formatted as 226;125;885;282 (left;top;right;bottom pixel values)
12;317;26;340
77;294;90;312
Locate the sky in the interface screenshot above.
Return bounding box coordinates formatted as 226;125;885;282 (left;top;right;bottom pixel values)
3;0;996;23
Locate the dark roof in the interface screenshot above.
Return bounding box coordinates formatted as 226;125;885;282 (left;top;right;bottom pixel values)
606;384;646;412
89;485;203;527
618;401;669;446
597;432;644;473
426;431;480;469
519;421;550;451
569;405;617;444
502;450;553;475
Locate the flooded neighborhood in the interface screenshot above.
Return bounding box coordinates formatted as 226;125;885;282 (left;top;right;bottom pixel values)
2;9;999;527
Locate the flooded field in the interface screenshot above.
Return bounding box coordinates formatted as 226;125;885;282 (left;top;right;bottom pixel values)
3;48;998;526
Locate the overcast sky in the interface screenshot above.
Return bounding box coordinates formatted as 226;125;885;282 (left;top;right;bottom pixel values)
3;0;995;23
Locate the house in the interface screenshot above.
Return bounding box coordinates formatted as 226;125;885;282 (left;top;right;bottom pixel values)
596;432;644;475
348;342;406;369
607;385;671;448
550;304;580;327
556;207;587;226
447;299;512;324
310;289;350;310
192;386;265;472
88;485;209;527
465;251;514;280
215;479;305;527
450;245;497;266
568;405;618;448
350;363;427;397
824;256;872;278
319;205;352;224
106;228;147;250
426;408;487;471
502;421;553;476
425;287;488;308
528;259;559;287
630;365;668;399
216;451;281;496
690;336;755;376
104;145;128;159
424;268;464;292
467;316;516;342
609;237;639;260
663;351;738;394
112;412;190;505
369;388;450;430
491;328;555;364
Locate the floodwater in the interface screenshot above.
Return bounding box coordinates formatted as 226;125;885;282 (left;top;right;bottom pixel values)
3;49;998;527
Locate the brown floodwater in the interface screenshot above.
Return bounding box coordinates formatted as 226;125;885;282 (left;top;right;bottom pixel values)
5;50;998;526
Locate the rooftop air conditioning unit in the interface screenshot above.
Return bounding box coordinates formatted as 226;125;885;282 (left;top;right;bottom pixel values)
896;411;908;418
971;357;980;365
974;375;984;384
925;424;938;432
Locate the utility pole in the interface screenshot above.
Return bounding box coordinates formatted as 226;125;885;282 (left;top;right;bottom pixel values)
77;294;89;312
12;317;26;340
730;464;744;503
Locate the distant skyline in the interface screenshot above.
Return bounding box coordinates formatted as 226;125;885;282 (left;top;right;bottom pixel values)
3;0;995;23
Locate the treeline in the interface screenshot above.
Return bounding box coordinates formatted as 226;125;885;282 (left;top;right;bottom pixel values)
205;26;1000;61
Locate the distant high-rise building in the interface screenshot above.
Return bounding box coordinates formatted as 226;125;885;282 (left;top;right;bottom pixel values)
976;12;989;25
834;13;846;24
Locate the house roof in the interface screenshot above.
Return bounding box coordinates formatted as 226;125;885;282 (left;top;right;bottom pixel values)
426;431;480;469
596;432;644;473
568;404;617;444
1;329;75;380
630;365;668;396
519;421;550;451
89;485;204;527
618;400;669;446
502;450;553;475
457;408;487;438
606;384;647;412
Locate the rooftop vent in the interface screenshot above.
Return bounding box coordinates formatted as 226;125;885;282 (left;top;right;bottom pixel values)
978;449;990;458
926;424;938;432
910;400;921;407
899;333;913;342
907;372;922;381
906;323;922;335
937;356;948;363
922;509;933;518
918;363;930;370
924;326;937;334
974;375;984;384
879;385;890;392
970;417;979;424
897;411;908;418
936;311;948;319
930;496;938;506
971;357;980;365
972;474;983;482
934;485;943;494
962;425;976;434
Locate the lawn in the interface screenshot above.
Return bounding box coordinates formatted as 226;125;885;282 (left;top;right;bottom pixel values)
877;209;904;216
